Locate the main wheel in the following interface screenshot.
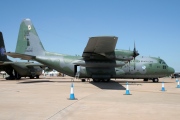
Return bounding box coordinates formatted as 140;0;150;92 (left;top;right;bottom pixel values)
93;79;100;82
102;79;110;82
81;79;86;82
16;76;21;80
30;76;34;79
143;78;148;81
153;78;159;82
36;75;39;79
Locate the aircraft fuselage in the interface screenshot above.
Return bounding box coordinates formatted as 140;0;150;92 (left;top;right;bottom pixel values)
34;54;174;80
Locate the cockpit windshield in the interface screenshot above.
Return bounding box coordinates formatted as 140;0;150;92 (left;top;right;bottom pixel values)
159;59;166;64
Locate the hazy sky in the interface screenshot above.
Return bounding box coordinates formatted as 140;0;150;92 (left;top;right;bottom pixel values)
1;0;180;71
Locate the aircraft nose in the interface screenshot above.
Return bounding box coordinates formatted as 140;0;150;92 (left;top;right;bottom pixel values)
168;67;175;74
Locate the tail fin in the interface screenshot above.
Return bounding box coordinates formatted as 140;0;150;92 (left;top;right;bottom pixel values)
0;32;9;61
15;18;45;56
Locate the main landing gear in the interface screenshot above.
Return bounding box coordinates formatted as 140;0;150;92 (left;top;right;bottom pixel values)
29;75;40;79
93;79;110;82
81;79;110;82
143;78;159;83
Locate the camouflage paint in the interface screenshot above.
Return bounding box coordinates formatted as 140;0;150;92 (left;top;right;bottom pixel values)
11;19;174;79
0;31;43;79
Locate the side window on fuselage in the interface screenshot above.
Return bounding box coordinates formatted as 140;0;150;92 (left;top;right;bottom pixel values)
163;66;167;69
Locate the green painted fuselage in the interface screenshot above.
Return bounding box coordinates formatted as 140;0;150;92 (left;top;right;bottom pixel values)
8;18;174;81
33;51;174;79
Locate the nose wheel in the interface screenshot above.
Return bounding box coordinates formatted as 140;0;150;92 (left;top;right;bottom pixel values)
152;78;159;82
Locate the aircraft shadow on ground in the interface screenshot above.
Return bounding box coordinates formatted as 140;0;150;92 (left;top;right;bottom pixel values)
18;80;54;84
90;81;126;90
114;80;174;84
17;79;83;84
16;79;126;90
3;78;174;87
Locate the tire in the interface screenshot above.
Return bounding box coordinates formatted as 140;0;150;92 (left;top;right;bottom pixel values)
93;79;100;82
36;75;39;79
153;78;159;82
143;78;148;81
30;76;34;79
102;79;110;82
81;79;86;82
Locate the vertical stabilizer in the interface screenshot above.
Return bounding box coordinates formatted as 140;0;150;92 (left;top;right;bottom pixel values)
15;18;45;56
0;32;9;61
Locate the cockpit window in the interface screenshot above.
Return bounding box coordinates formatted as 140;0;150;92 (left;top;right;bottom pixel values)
159;59;166;64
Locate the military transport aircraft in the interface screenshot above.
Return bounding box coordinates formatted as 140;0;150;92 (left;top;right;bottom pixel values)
6;19;174;82
0;31;43;80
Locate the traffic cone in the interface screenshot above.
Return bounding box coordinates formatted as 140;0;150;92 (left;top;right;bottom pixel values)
177;80;180;88
161;82;165;91
124;82;131;95
69;83;75;100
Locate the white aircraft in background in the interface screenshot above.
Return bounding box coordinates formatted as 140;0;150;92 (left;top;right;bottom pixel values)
42;69;60;76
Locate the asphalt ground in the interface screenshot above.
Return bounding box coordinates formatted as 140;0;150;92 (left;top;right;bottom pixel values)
0;76;180;120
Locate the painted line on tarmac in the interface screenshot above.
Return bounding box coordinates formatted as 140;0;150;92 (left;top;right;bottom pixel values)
47;90;103;120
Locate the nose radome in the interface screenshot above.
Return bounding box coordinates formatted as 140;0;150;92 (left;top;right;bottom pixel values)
168;67;175;74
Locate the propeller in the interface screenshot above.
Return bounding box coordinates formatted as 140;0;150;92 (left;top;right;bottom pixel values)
133;42;139;58
127;42;139;71
132;42;139;70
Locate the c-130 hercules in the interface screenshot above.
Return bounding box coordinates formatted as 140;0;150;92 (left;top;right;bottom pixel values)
0;31;43;80
6;19;174;82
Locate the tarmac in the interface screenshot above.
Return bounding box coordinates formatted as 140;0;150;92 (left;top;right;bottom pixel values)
0;75;180;120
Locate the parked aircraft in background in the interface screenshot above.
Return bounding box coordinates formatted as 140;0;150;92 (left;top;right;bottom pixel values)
0;31;43;80
6;19;174;82
171;72;180;78
42;69;60;76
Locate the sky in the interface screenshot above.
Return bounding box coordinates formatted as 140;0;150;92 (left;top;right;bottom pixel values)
0;0;180;72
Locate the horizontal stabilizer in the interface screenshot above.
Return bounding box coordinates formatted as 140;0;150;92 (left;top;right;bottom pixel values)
5;52;35;60
0;61;13;65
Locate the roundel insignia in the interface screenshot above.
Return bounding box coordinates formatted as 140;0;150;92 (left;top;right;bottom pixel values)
28;25;31;30
142;65;146;69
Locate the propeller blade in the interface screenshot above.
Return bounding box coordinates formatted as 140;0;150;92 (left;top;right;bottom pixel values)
133;41;139;58
129;60;130;72
133;41;139;70
134;57;135;70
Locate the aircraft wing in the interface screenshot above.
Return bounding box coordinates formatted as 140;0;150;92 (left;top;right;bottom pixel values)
5;52;35;60
82;36;118;59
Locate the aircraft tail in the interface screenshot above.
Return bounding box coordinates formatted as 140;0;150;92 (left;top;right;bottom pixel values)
15;18;45;56
0;32;10;61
